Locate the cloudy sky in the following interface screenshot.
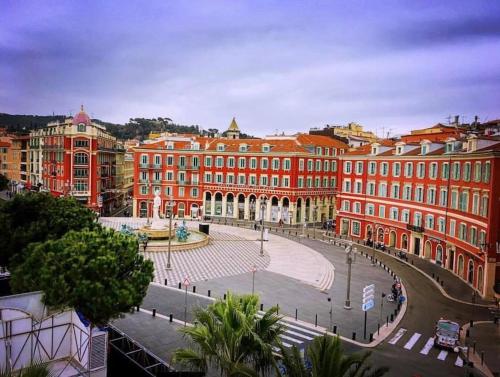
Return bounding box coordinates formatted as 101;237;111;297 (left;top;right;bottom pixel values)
1;1;499;136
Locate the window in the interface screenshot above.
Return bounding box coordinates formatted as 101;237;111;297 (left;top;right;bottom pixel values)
260;175;268;186
262;144;270;152
425;215;434;229
216;156;224;168
191;188;199;197
239;157;246;169
403;185;412;200
74;153;88;164
473;162;481;182
74;168;88;177
315;177;321;188
413;212;422;227
217;143;225;152
239;174;246;185
449;220;456;237
483;161;491;183
205;156;212;167
366;203;375;215
324;160;329;172
404;162;413;178
470;227;478;246
331;161;337;172
343;179;351;193
390;207;399;220
463;162;471;182
342;200;350;212
401;209;410;223
166;171;173;181
239;144;247;152
459;223;467;241
392;162;401;177
344;161;352;174
380;162;388;176
227;174;234;184
261;158;268;170
140;185;149;195
391;184;400;199
204;173;212;183
379;205;386;218
439;188;448;206
272;158;280;170
74;180;88;191
74;139;89;147
298;177;304;188
438;217;446;233
480;195;489;217
472;193;480;215
442;162;449;179
355;161;363;174
367;182;376;196
451;190;459;209
429;163;438;179
315;160;321;172
215;173;223;183
166;155;174;166
307;160;313;171
427;187;436;205
179;187;185;197
459;191;469;212
307;177;312;188
282;176;290;187
417;162;425;178
165;186;172;196
299;159;304;171
351;221;361;236
415;186;424;202
353;202;361;213
271;176;279;187
479;230;487;249
354;181;363;194
77;123;86;132
378;182;387;197
421;144;428;155
452;162;460;180
368;162;376;175
192;156;199;167
249;175;257;185
227;157;235;168
284;158;291;170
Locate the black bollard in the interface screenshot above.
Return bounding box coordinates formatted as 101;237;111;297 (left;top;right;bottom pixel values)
390;314;394;322
295;308;298;320
223;293;227;300
436;276;440;283
169;313;173;322
386;316;389;326
352;332;356;341
377;323;380;335
208;289;211;297
432;272;435;278
481;351;484;365
333;325;337;334
178;282;182;289
441;280;444;287
466;329;470;337
164;278;168;286
277;304;279;315
315;314;318;327
193;286;196;293
136;305;140;311
369;333;373;342
470;320;473;328
260;303;263;311
152;309;156;317
411;260;413;265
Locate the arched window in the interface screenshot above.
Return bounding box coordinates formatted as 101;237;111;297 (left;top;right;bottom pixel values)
436;245;443;265
74;152;88;164
401;234;408;250
457;255;464;277
477;266;484;293
467;260;474;284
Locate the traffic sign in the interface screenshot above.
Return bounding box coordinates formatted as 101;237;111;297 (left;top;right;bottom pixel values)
362;294;374;305
97;195;103;208
362;299;374;312
363;284;375;293
183;276;190;287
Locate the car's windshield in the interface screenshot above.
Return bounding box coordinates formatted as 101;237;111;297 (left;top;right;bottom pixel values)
436;321;459;338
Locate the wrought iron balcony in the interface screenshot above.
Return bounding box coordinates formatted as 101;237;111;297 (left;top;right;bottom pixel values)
406;224;424;233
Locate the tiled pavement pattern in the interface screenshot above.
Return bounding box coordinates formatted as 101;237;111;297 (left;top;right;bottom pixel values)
100;217;270;285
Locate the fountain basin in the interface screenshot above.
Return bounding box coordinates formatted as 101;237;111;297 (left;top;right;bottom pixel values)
145;230;210;251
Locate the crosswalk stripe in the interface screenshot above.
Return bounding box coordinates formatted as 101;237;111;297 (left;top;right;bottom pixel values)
279;322;324;337
285;329;314;341
419;337;435;355
388;328;407;345
437;350;448;360
455;356;463;367
280;341;293;348
403;333;421;350
280;334;303;344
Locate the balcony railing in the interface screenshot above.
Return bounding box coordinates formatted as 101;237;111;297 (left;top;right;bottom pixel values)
406;224;424;233
177;165;200;170
176;180;191;185
139;163;149;169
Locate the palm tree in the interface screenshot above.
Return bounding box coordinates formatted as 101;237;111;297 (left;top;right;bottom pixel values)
278;334;389;377
0;361;54;377
173;292;284;377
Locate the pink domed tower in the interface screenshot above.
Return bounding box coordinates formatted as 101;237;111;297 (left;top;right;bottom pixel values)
73;105;91;126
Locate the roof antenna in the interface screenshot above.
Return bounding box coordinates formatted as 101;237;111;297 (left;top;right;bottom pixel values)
445;115;452;125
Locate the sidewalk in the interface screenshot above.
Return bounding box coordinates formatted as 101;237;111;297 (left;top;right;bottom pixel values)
460;321;499;377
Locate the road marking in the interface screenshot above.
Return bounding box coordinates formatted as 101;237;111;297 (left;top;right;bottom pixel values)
403;333;421;350
419;337;435;355
437;350;448;360
284;329;314;341
280;341;292;348
388;328;407;345
280;322;324;337
455;356;463;367
280;334;303;344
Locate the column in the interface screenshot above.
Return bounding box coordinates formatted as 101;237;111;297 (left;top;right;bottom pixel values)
132;198;138;217
266;200;272;222
244;196;250;220
301;203;306;224
255;198;261;220
289;203;296;225
211;196;216;216
278;199;283;222
221;195;227;217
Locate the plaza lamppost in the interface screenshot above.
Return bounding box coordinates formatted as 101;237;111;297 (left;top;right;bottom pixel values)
260;198;267;256
344;242;355;310
313;205;318;239
328;297;333;331
166;196;176;270
251;264;257;295
146;178;152;225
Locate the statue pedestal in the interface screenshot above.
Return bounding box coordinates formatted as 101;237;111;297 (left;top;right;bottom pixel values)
151;219;167;230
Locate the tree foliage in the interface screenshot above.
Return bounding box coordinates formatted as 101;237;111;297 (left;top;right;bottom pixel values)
0;192;98;266
11;228;154;326
173;292;284;377
278;334;389;377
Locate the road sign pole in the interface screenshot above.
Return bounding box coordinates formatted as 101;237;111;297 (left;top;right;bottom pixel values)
364;310;367;339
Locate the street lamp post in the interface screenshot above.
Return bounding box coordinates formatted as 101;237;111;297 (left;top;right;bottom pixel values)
313;205;317;239
328;297;333;331
260;198;267;257
344;242;354;310
251;265;257;295
146;179;152;225
166;196;176;270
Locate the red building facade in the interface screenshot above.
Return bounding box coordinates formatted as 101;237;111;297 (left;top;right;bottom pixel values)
132;132;348;225
40;107;124;214
336;136;500;299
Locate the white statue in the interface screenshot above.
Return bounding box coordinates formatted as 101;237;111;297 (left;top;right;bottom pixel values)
151;189;166;230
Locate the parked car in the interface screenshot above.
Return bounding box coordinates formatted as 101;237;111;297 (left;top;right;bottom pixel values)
434;319;460;350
